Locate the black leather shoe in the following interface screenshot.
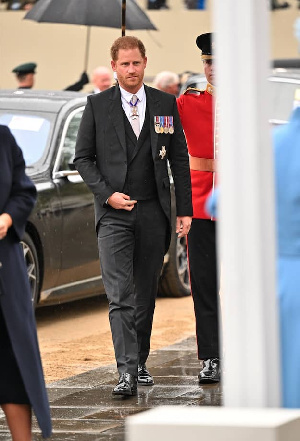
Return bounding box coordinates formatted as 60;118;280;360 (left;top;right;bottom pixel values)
112;373;137;396
138;364;154;386
198;358;220;384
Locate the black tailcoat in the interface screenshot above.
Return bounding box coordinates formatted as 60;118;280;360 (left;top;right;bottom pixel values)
74;84;193;247
74;85;192;374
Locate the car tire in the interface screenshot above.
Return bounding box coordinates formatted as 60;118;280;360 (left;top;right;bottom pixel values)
21;232;40;307
159;233;191;298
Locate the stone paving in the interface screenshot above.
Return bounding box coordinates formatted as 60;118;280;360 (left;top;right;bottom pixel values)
0;336;222;440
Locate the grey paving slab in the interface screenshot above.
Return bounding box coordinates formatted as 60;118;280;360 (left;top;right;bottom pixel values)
0;336;222;441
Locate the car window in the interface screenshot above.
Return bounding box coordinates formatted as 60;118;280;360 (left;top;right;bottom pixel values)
269;79;300;123
179;74;207;95
0;112;52;166
59;109;84;171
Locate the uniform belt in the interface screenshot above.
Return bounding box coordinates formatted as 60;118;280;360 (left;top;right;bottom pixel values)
189;156;217;172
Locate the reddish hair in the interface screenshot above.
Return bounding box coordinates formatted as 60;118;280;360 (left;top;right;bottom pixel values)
110;36;146;61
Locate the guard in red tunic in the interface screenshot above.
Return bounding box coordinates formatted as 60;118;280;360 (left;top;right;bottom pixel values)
177;32;220;383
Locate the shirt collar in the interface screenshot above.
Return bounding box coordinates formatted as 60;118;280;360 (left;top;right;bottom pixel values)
119;84;145;103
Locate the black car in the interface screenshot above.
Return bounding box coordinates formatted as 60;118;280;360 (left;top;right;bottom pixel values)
0;89;190;307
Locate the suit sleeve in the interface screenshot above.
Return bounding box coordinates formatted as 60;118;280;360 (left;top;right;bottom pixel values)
3;127;37;241
74;96;114;206
168;97;193;217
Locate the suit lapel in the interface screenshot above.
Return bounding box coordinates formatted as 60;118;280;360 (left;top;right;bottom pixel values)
109;86;126;154
144;85;160;160
109;85;161;159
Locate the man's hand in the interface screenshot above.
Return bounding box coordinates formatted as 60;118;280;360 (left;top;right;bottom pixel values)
0;213;12;240
107;192;137;211
176;216;192;238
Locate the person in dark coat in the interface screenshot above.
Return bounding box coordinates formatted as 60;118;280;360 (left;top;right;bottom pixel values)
0;125;52;439
74;36;193;397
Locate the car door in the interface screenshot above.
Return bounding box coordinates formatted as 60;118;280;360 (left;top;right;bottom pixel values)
52;107;101;294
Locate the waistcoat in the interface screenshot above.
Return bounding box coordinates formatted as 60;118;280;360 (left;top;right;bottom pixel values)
123;107;157;200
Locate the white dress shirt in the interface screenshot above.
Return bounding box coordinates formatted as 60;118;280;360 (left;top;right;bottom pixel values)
119;84;146;130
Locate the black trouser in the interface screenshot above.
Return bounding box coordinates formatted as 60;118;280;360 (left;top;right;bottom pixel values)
187;218;219;359
97;199;168;376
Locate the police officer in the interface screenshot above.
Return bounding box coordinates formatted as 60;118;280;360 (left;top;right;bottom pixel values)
12;62;36;89
177;32;220;384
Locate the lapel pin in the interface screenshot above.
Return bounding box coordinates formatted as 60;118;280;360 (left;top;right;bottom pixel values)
159;146;166;159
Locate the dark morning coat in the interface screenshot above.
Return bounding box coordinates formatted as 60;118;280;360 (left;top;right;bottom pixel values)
0;125;52;438
74;84;193;250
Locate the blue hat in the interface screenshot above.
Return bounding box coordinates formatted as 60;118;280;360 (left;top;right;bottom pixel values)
12;62;37;74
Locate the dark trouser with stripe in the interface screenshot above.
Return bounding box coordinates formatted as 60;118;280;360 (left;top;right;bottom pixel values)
187;218;219;360
97;199;168;376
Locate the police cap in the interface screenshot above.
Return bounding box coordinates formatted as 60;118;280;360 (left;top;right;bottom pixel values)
12;62;37;75
196;33;214;60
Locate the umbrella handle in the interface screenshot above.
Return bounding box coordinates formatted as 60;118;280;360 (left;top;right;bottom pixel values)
84;26;91;71
122;0;126;36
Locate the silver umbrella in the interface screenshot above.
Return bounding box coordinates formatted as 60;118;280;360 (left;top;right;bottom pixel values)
24;0;157;70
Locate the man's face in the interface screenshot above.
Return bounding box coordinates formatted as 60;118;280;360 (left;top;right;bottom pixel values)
27;73;35;88
166;82;180;96
111;47;147;93
18;72;35;88
93;71;112;91
203;59;214;85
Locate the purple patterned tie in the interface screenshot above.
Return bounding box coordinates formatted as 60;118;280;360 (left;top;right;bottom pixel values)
129;95;140;138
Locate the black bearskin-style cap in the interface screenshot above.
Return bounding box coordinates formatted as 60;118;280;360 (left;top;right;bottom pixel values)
196;33;214;59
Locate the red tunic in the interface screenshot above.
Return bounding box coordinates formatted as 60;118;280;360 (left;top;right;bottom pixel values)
177;86;215;219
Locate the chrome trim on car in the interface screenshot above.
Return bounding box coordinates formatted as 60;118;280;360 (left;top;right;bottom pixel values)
52;105;86;179
53;170;80;179
269;77;300;84
270;119;288;126
39;275;102;302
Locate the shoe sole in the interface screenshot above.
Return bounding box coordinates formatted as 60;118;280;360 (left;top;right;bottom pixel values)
198;378;220;384
137;380;154;386
112;389;137;396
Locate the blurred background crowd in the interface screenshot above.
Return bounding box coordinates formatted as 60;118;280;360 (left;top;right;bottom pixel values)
1;0;300;11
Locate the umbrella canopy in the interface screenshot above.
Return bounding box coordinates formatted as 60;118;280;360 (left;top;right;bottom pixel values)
24;0;157;70
24;0;156;30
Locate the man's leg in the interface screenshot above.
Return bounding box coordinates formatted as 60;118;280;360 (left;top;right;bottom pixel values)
1;404;32;441
133;199;168;365
97;209;138;377
187;219;219;359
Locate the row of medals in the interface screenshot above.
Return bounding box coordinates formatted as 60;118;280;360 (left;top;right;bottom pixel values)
154;116;174;134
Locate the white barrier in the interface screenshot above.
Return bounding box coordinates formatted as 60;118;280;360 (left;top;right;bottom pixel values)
126;406;300;441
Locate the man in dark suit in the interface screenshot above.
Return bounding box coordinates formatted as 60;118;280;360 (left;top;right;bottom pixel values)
74;36;193;397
